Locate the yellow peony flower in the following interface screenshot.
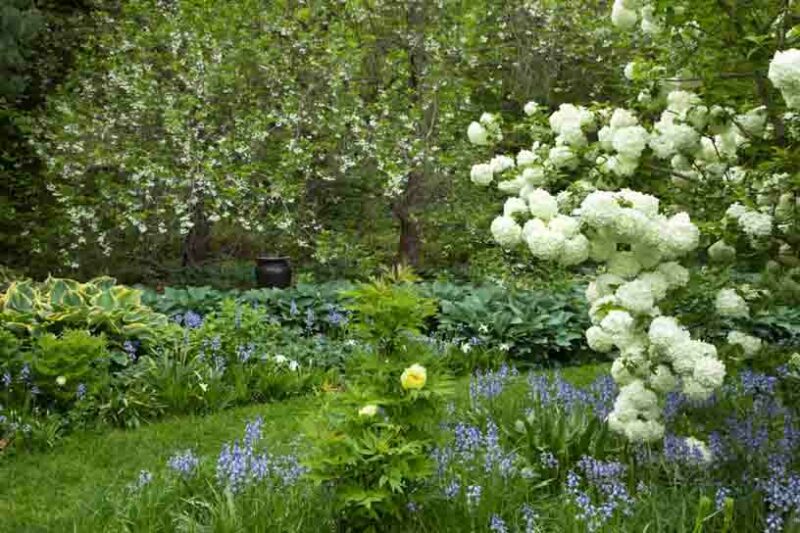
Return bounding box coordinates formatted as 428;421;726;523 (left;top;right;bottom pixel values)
400;364;427;390
358;404;378;417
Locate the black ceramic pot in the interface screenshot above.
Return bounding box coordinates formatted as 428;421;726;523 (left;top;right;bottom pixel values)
255;256;292;288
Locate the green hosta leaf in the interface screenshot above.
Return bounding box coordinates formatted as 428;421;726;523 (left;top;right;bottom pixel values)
121;322;153;338
3;281;35;313
47;309;88;323
89;276;117;291
1;320;34;335
90;289;117;312
111;286;142;308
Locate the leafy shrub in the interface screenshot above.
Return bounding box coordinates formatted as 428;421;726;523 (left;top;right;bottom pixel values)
428;281;590;362
342;269;437;355
30;329;109;408
306;349;452;529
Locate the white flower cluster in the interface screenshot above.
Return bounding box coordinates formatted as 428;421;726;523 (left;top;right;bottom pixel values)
647;316;725;401
549;103;595;148
725;202;773;240
524;101;541;116
610;1;661;35
715;288;748;319
597;109;650;177
727;330;763;357
468;113;528;187
768;49;800;109
707;240;735;263
608;380;663;442
468;104;730;444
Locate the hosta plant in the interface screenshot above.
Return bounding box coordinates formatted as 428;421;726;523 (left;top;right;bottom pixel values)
0;276;168;345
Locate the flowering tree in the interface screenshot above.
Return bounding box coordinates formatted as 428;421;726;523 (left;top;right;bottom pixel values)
468;1;799;442
27;0;620;276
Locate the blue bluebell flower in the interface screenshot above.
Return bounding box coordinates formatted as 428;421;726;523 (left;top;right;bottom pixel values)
488;514;508;533
168;449;199;478
184;311;203;329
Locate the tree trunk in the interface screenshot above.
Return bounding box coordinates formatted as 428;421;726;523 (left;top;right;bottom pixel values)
395;3;427;268
182;200;210;267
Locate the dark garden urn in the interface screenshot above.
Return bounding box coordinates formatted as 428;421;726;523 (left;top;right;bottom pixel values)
255;256;292;288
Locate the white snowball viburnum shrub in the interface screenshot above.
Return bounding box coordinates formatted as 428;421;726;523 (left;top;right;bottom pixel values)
466;0;798;445
469;105;727;442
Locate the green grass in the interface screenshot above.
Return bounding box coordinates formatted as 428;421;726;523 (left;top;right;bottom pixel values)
0;397;321;531
0;363;609;531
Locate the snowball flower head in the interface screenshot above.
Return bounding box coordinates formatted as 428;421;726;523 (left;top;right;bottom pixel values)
623;62;636;81
661;212;699;256
549;214;580;237
607;251;642;279
693;356;726;389
400;364;427;390
586;326;614;353
549;103;594;135
548;145;578;169
600;309;635;337
727;331;762;357
715;288;749;319
650;365;677;393
490;216;522;247
56;375;67;387
708;240;736;263
611;358;638;385
521;166;546;186
667;91;701;117
611;0;638;30
638;271;668;301
524;223;566;261
768;49;800;109
615;279;655;315
669;340;717;376
503;197;528;217
610;108;639;130
358;404;378;417
560;235;590;266
612;126;649;159
524;101;541;116
467;122;488;145
631;186;664;208
517;149;537;167
738;211;772;238
489;155;515;174
725;202;746;220
470;163;493;186
648;316;690;351
527;189;559;221
580;191;622;228
657;262;689;288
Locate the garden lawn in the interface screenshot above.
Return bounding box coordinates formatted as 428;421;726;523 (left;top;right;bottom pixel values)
0;363;608;531
0;397;318;531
